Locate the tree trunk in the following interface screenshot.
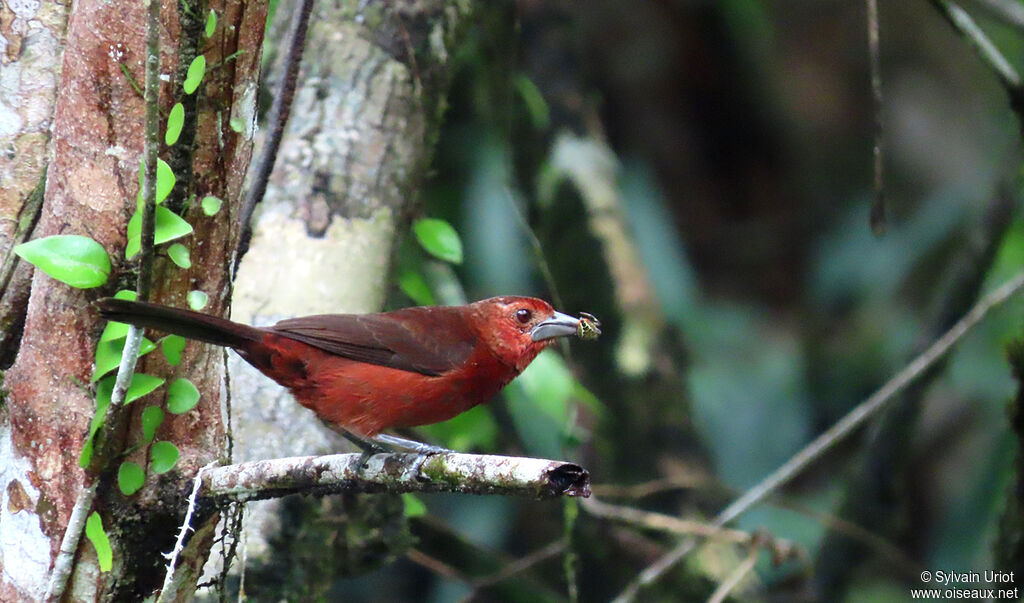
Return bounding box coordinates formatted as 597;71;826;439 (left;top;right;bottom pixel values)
0;0;266;598
0;0;69;365
221;0;476;596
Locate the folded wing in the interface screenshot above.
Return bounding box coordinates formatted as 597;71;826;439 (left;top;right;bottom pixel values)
270;305;479;377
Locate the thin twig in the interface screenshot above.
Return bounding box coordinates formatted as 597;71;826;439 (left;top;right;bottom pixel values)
213;502;244;602
43;483;97;601
157;461;218;602
867;0;886;235
771;496;920;578
613;269;1024;602
505;187;564;313
706;545;760;603
594;473;918;576
235;0;315;272
237;523;248;603
590;472;711;499
137;0;160;300
407;549;467;582
971;0;1024;31
929;0;1022;90
470;538;568;592
582;497;800;562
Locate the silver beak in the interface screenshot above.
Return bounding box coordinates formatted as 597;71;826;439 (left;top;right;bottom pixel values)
530;311;581;342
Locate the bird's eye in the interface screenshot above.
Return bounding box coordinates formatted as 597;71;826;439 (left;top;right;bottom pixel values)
515;308;532;324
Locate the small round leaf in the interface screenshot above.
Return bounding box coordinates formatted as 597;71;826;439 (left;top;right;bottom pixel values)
14;235;111;288
413;219;463;264
125;373;165;404
156;159;176;204
167;243;191;268
187;290;208;310
166;103;184;145
141;406;164;443
183;55;206;95
85;512;113;572
117;461;145;496
201;195;222;216
167;378;200;414
150;441;180;474
125;235;141;260
161;335;186;366
205;9;217;37
398;268;435;306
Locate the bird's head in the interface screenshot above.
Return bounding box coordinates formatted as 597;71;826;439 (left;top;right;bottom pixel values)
469;296;583;372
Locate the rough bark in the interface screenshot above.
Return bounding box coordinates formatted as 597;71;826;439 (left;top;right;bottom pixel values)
0;0;266;598
0;0;69;365
217;0;475;595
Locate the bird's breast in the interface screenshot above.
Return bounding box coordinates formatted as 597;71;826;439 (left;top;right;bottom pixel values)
246;335;520;436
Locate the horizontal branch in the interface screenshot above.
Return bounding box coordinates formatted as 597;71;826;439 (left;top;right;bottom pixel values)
200;452;591;504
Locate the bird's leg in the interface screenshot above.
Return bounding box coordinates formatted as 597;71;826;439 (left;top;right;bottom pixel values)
370;433;453;482
338;430;390;471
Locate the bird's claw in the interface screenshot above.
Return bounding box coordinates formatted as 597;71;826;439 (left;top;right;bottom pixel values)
409;449;448;482
411;453;433;482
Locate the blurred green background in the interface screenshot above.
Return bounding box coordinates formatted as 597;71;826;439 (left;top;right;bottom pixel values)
248;1;1024;601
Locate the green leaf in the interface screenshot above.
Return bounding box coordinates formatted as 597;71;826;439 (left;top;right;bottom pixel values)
402;493;427;517
167;378;200;414
205;9;216;37
398;268;435;306
85;512;113;572
127;207;194;259
79;376;115;467
150;441;180;474
141;406;164;443
125;373;165;404
125;235;141;260
117;461;145;496
161;335;186;366
79;438;94;469
153;206;194;247
201;195;222;216
127;211;140;238
82;372;161;466
183;55;206;94
156;159;175;204
167;243;191;268
165;103;184;145
413;218;463;264
187;290;208;310
14;235;111;289
92;336;157;382
99;291;138;342
514;75;550;130
229;117;244;133
100;320;130;342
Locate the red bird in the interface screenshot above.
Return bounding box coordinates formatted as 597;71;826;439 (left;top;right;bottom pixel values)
96;296;595;456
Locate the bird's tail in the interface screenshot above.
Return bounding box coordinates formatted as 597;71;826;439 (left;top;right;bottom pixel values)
94;298;263;349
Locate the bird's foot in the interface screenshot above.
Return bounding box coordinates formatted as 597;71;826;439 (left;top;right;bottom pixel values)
371;434;453;482
337;430;389;474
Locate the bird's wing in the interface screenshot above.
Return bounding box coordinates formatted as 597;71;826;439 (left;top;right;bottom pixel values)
269;306;479;377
